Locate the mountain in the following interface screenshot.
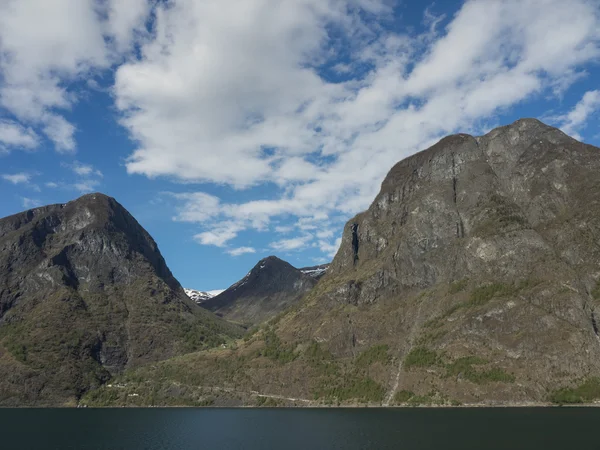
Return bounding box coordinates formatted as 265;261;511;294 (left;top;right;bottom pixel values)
85;119;600;407
200;256;318;326
0;193;241;406
184;288;224;304
299;264;329;280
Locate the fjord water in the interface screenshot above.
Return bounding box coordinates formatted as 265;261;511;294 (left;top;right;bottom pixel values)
1;408;598;449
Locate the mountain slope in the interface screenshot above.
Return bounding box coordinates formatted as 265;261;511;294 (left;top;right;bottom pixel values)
83;119;600;407
201;256;317;326
0;193;241;406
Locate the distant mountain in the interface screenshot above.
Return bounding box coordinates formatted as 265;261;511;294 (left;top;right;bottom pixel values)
200;256;318;326
299;263;329;280
0;193;241;406
184;288;225;304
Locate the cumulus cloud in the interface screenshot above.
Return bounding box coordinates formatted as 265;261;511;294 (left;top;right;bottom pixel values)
2;172;32;184
63;161;103;177
47;161;104;193
0;120;39;151
270;235;314;251
73;180;101;193
227;247;257;256
319;237;342;258
21;197;41;208
0;0;152;152
3;0;600;260
193;221;244;248
552;90;600;139
117;0;600;256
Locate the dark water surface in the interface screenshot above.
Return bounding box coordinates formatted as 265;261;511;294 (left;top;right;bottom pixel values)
1;407;598;450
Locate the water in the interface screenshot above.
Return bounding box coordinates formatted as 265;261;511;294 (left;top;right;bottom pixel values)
1;407;598;450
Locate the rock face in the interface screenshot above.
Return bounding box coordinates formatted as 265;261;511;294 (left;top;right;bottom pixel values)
101;119;600;407
274;118;600;404
0;193;240;406
201;256;318;326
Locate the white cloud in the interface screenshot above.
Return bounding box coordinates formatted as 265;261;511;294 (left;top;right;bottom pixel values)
2;172;32;184
193;221;244;248
45;182;59;188
226;247;257;256
104;0;152;54
63;161;103;177
3;0;600;261
270;235;313;251
73;180;101;193
316;229;335;239
21;197;41;208
41;114;77;153
121;0;600;259
552;90;600;139
55;160;104;193
275;225;294;234
319;237;342;258
0;0;152;152
0;120;39;151
172;192;222;223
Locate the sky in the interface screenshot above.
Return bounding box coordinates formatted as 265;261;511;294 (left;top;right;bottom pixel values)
1;0;600;291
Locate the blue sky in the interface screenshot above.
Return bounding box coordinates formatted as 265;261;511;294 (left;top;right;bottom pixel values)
1;0;599;291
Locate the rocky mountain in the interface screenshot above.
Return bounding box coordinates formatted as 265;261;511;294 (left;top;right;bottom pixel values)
299;264;329;280
200;256;318;326
0;193;241;406
84;119;600;407
184;288;224;304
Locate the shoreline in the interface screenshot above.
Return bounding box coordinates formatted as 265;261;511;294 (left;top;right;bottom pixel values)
3;402;600;409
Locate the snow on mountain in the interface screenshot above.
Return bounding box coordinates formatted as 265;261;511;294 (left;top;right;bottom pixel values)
299;263;329;280
184;288;224;304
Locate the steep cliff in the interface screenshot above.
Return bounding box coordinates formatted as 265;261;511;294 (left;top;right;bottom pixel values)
0;193;241;406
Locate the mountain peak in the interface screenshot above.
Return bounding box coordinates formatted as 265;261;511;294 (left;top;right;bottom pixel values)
201;256;318;326
0;193;241;405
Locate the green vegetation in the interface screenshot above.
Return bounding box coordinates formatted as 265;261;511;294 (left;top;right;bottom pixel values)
256;396;279;407
304;341;333;364
313;372;386;403
404;347;441;369
303;341;338;377
394;390;415;403
179;321;227;352
468;283;513;306
549;378;600;404
397;390;452;406
592;281;600;301
414;329;447;346
445;356;515;384
356;344;391;367
448;279;469;295
243;326;260;342
260;329;298;363
472;194;529;236
4;340;28;363
466;279;540;307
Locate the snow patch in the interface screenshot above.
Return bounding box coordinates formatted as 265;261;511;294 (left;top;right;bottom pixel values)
184;288;223;304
